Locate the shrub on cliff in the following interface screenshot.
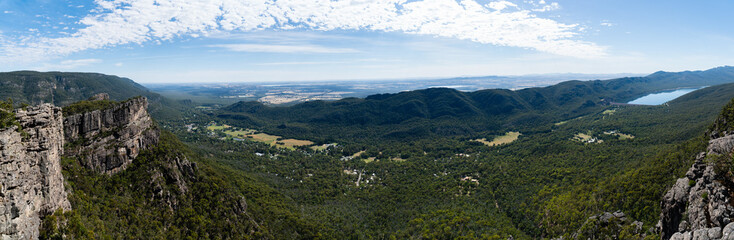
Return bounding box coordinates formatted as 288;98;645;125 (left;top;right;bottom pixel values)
0;98;20;130
62;99;118;116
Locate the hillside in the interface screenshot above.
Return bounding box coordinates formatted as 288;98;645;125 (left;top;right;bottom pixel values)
0;71;185;120
0;97;320;239
186;69;734;238
648;96;734;240
583;96;734;240
217;66;734;142
0;71;152;105
47;131;321;238
4;68;734;238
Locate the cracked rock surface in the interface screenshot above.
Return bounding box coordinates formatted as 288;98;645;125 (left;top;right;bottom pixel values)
0;104;70;239
659;133;734;240
64;97;159;174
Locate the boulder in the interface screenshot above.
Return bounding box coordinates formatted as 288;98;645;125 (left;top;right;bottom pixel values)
659;132;734;240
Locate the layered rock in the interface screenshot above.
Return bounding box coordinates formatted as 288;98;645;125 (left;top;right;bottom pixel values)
0;104;71;239
64;97;159;174
659;134;734;240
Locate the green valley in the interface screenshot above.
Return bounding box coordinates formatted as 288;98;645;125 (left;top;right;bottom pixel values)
3;67;734;239
4;2;733;239
165;67;734;238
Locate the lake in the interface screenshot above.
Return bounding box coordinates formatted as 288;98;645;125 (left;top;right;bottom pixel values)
628;87;703;105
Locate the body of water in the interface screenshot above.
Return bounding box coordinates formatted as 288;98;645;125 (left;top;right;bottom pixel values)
628;87;703;105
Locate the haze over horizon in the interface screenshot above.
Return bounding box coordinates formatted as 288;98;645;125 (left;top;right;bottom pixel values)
1;0;732;83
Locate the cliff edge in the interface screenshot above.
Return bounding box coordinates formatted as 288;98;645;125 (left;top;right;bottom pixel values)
63;96;159;174
0;104;71;239
0;95;163;239
659;101;734;240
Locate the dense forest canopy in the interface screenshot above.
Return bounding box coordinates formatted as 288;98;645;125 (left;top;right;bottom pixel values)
2;67;734;239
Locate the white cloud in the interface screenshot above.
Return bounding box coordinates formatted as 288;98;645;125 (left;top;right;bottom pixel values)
601;22;614;27
487;1;517;11
115;62;123;67
532;2;560;12
37;59;102;70
209;44;359;53
3;11;13;14
1;0;605;63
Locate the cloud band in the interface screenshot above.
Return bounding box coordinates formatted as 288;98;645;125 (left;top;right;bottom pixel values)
1;0;605;63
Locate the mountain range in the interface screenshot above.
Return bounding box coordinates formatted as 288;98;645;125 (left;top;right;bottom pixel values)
217;66;734;141
2;67;734;239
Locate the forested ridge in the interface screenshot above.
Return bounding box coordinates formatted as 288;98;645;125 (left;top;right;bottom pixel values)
0;71;187;120
168;68;734;238
42;131;322;239
217;67;734;143
3;67;734;238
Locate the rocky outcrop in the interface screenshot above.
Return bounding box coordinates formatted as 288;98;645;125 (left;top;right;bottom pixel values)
64;97;159;174
149;153;197;209
659;133;734;239
0;104;71;239
558;211;647;240
88;93;110;101
0;96;163;239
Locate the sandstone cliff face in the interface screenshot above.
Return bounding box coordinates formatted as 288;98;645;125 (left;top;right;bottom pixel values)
659;134;734;240
64;97;159;174
0;104;71;239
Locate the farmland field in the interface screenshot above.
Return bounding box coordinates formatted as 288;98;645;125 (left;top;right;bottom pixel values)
208;123;314;149
472;131;521;146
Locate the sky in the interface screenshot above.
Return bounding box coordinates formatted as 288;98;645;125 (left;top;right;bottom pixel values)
0;0;732;83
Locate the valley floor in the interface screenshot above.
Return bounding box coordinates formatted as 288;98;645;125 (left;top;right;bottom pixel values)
165;88;730;238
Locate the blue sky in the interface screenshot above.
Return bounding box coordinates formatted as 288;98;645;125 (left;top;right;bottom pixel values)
0;0;732;83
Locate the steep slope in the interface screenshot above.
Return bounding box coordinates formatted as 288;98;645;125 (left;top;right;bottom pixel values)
658;98;734;240
0;104;70;239
37;97;320;239
63;96;159;174
1;96;320;239
0;71;185;120
0;71;151;106
48;132;323;239
530;83;734;239
564;94;734;240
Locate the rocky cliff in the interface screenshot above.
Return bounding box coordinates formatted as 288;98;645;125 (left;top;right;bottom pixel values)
0;104;71;239
559;211;646;239
64;96;159;174
659;125;734;239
